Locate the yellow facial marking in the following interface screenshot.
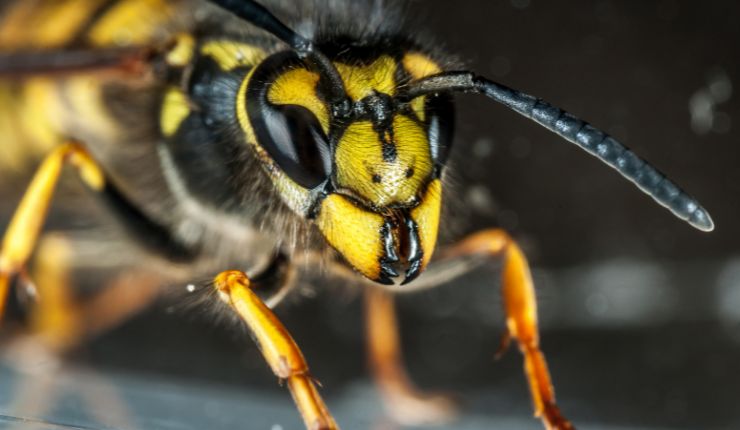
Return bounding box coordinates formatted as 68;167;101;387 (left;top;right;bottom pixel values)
335;56;398;100
268;69;329;131
201;41;266;71
166;33;196;67
160;87;190;137
411;179;443;270
335;116;433;207
410;96;427;122
403;53;442;123
315;194;386;280
88;0;174;46
402;52;442;80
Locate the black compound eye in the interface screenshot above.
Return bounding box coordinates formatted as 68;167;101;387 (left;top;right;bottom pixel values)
254;103;332;189
426;94;455;165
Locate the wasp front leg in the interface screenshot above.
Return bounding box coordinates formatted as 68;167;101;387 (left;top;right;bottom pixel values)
0;142;104;321
444;229;573;430
1;140;191;324
213;270;338;430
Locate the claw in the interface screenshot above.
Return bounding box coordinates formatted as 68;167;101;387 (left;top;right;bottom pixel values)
401;217;423;285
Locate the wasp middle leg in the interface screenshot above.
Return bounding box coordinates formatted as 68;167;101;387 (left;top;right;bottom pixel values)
28;233;164;352
213;270;338;430
364;286;457;426
2;233;162;430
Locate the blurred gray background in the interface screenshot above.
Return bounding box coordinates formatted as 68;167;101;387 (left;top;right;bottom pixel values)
1;1;739;429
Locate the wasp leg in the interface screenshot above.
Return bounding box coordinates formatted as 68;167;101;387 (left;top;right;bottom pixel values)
364;286;457;425
0;142;104;322
0;236;73;430
28;234;164;352
0;140;188;325
3;234;147;430
80;270;163;341
28;234;82;352
213;270;338;430
444;229;573;430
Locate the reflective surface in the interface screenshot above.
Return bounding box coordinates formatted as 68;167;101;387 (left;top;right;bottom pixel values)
1;1;739;429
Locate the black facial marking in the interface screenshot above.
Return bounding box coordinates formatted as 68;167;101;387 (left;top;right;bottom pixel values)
378;220;400;284
401;217;423;285
380;129;397;162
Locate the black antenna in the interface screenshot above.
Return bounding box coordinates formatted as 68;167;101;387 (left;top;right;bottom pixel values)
406;72;714;232
207;0;351;117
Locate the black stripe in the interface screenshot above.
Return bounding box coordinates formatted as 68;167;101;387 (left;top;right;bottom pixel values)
98;181;198;263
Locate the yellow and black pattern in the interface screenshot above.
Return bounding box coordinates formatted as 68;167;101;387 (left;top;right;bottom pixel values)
0;0;454;288
1;2;713;430
0;3;459;428
0;0;179;172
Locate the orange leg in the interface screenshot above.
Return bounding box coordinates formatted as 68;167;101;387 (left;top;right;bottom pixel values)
3;235;157;430
364;287;457;426
444;229;573;430
28;233;164;352
213;270;338;430
80;269;163;340
28;234;81;352
0;142;104;322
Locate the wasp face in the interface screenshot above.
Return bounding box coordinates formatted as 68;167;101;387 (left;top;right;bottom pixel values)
239;51;453;284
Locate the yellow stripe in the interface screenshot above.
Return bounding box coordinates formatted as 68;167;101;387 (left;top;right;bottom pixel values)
0;83;55;171
236;68;257;142
0;0;109;49
160;87;190;137
166;33;196;67
18;79;63;150
88;0;174;46
201;40;266;71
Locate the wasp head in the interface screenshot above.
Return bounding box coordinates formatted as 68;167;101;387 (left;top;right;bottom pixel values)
239;50;453;284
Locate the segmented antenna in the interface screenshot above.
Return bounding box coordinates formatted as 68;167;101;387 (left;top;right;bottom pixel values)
406;72;714;232
207;0;350;115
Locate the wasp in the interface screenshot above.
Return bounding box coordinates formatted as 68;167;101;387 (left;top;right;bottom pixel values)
0;1;714;429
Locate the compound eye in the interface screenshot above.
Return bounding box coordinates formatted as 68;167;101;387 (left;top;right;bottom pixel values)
256;103;332;189
425;94;455;165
